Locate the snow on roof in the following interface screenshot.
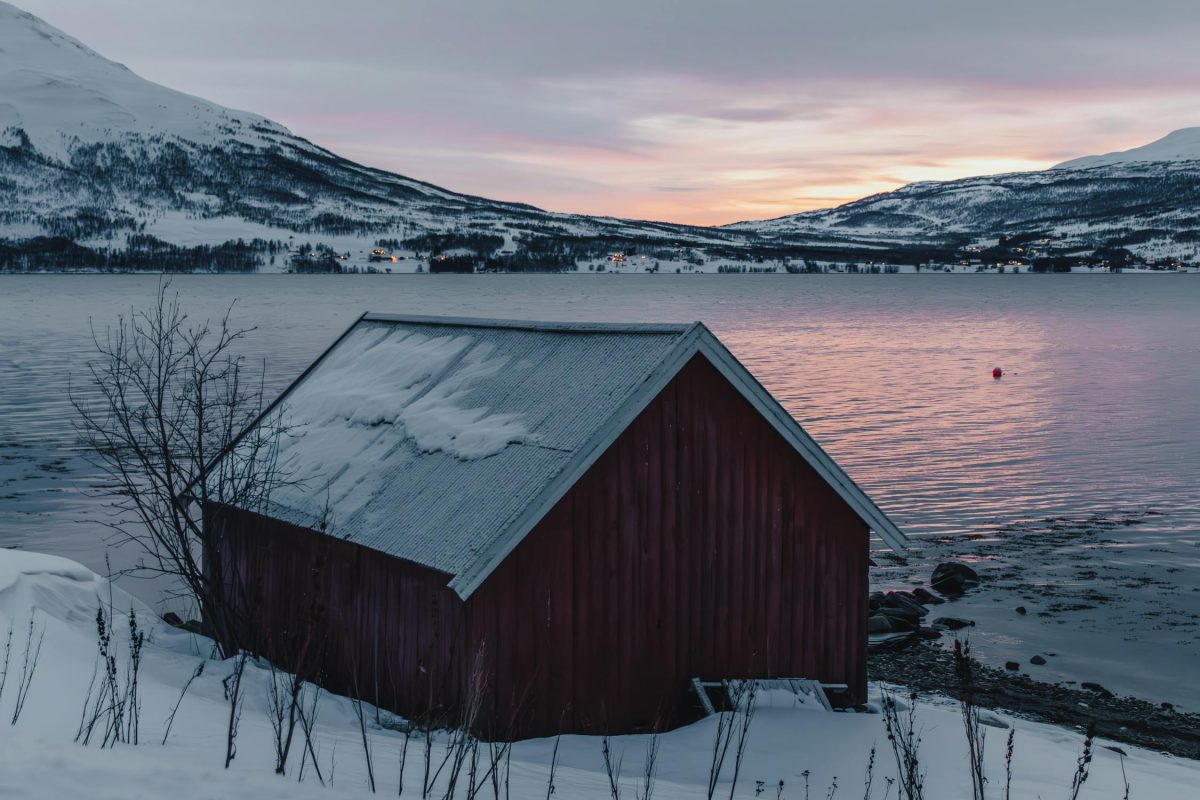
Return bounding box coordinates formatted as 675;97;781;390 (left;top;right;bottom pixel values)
227;314;905;598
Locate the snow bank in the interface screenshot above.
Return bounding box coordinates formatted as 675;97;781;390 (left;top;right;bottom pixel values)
0;547;153;627
0;548;97;591
1;546;1198;799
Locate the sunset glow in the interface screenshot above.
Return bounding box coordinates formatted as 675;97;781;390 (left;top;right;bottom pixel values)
17;0;1200;225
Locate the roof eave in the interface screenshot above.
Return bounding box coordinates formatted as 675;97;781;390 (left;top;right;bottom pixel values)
691;326;907;551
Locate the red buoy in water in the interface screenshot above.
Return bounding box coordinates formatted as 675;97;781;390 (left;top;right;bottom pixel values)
992;367;1003;379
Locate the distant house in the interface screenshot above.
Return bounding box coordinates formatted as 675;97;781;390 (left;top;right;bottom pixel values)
209;315;904;739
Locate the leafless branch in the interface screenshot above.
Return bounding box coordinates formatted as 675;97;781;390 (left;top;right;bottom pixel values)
71;282;297;657
224;652;248;768
881;691;924;800
9;614;45;725
162;660;205;745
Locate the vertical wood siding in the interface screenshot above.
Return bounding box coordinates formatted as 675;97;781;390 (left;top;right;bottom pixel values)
216;510;471;724
217;353;869;739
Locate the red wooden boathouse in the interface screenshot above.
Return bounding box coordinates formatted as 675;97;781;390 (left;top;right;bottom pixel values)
209;314;905;739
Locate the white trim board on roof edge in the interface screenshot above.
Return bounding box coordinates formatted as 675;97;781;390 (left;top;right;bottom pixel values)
362;313;694;335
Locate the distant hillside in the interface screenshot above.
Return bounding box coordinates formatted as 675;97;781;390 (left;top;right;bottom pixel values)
2;0;1198;273
731;130;1200;263
0;1;749;271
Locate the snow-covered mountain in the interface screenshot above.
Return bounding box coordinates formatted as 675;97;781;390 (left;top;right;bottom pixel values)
0;2;742;269
734;131;1200;262
3;0;1198;270
1054;128;1200;170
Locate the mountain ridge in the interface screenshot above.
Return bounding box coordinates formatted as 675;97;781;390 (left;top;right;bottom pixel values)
0;0;748;271
730;135;1200;262
2;0;1198;270
1054;127;1200;170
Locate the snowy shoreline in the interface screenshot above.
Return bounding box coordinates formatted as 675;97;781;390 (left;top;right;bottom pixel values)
3;266;1199;276
1;545;1198;799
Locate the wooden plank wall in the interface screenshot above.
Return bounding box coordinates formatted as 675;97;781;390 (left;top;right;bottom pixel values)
215;508;472;725
465;353;869;736
214;352;869;740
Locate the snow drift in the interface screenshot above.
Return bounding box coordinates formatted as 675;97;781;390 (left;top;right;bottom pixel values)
0;545;1198;799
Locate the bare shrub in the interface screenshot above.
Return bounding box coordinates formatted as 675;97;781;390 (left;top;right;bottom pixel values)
637;735;660;800
1003;728;1015;800
727;685;757;800
264;586;327;778
881;691;924;800
9;613;45;725
421;723;434;798
161;660;205;745
863;743;876;800
75;603;142;747
705;681;757;800
223;652;248;768
75;609;107;745
295;683;325;785
397;720;414;796
545;734;561;799
0;622;13;705
120;609;145;743
952;640;986;800
485;738;512;800
267;659;302;774
1068;723;1096;800
420;647;488;799
601;734;624;800
350;682;377;793
72;284;294;657
465;740;483;800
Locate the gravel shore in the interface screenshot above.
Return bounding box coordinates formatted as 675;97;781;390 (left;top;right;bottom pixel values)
870;641;1200;760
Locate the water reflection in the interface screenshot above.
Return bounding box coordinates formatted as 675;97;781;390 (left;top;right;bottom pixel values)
1;275;1197;584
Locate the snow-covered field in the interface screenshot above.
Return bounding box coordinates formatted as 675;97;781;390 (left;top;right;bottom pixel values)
0;547;1197;799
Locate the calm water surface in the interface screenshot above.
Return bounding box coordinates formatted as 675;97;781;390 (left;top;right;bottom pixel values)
1;274;1198;583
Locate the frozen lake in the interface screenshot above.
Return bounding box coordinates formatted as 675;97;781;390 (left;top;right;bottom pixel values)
1;273;1199;703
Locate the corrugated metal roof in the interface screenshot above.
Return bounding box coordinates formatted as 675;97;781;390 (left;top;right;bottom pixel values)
245;315;697;586
223;313;906;598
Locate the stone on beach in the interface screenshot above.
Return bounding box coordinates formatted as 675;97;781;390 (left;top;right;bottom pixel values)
931;616;975;630
931;562;982;595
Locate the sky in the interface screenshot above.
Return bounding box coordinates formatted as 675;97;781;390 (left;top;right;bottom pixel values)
15;0;1200;225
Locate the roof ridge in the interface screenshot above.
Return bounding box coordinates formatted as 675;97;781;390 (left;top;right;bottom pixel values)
361;313;697;334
